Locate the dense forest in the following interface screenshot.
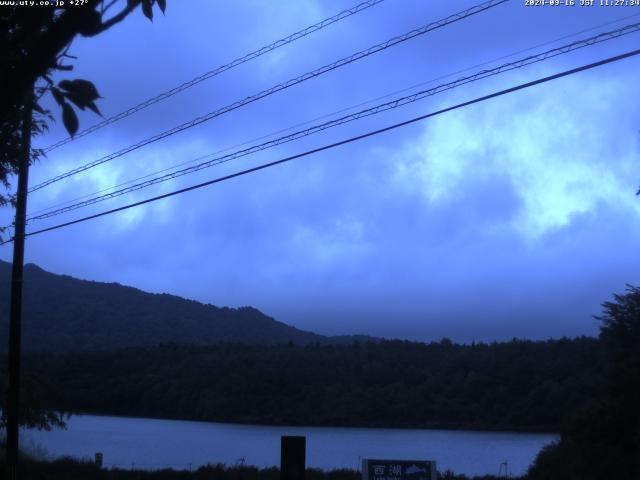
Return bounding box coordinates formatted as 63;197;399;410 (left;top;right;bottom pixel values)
0;261;375;351
526;286;640;479
10;337;602;432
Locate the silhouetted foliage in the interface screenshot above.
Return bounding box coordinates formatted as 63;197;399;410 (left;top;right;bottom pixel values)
1;0;167;430
1;455;508;480
0;361;67;431
0;0;166;216
0;448;364;480
527;285;640;480
3;337;602;432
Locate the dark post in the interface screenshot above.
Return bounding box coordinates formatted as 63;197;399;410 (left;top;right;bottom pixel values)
5;89;33;480
281;436;306;480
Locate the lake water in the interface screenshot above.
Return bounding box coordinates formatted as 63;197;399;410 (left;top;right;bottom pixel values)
21;414;558;477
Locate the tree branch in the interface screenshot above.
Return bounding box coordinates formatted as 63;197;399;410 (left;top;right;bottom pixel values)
102;0;120;15
88;0;142;36
0;1;143;120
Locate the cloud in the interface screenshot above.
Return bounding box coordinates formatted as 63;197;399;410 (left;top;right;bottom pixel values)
389;70;640;242
2;0;640;343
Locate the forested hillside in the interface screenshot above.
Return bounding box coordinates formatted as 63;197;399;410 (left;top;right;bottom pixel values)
0;261;374;350
15;337;602;432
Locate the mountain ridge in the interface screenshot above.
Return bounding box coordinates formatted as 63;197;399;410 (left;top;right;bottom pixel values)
0;260;377;351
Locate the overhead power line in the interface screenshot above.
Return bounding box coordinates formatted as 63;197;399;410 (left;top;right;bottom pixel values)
2;47;636;246
25;22;640;223
29;0;508;194
28;11;640;219
41;0;387;153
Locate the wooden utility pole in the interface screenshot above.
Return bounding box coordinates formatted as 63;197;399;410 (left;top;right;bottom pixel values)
5;89;33;480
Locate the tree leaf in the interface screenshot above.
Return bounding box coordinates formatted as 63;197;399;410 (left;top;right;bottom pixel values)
85;101;102;117
32;102;47;115
59;79;101;102
63;92;87;111
74;79;101;100
61;103;79;137
59;79;102;115
58;80;72;91
77;8;103;36
142;0;153;21
50;87;65;106
157;0;166;14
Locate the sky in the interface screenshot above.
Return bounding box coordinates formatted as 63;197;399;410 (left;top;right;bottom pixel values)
1;0;639;342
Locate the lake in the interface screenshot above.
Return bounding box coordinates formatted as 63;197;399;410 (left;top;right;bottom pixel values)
21;414;557;477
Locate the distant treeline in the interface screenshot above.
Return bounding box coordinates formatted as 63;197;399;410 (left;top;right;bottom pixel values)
14;337;602;432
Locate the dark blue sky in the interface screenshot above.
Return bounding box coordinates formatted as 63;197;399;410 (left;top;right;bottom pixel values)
2;0;639;342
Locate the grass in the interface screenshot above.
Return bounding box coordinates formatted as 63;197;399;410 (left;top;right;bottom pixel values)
0;438;513;480
1;457;515;480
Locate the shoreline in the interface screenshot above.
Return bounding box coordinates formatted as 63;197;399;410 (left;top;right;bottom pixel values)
55;410;560;435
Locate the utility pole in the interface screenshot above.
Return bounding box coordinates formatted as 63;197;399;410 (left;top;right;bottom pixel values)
5;87;33;480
